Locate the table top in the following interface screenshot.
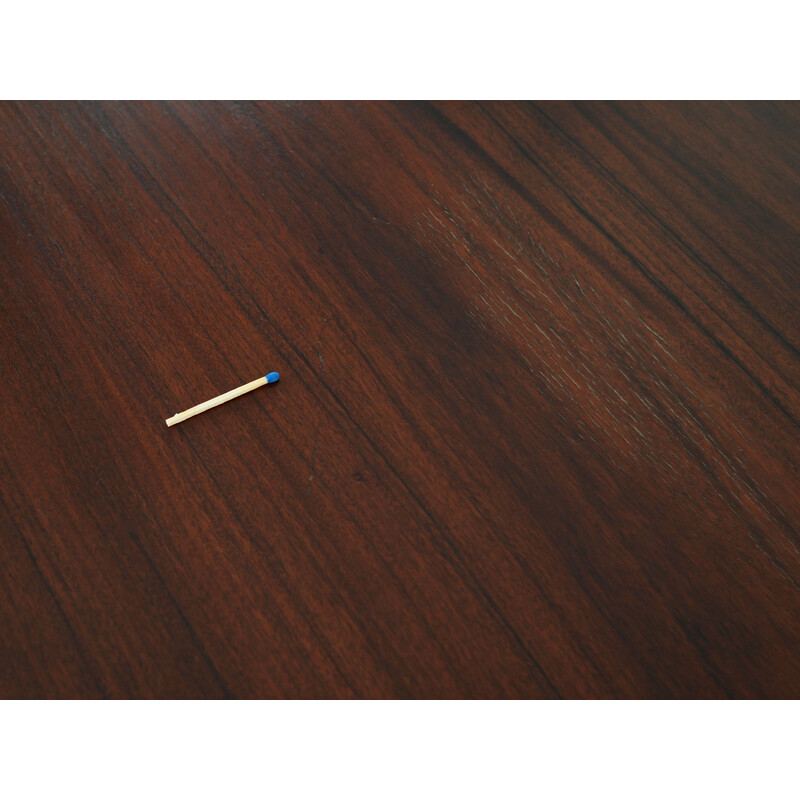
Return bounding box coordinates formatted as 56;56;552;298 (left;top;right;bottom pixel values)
1;101;798;699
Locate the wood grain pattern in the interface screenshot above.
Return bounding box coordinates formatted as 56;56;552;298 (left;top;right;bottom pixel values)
1;101;798;698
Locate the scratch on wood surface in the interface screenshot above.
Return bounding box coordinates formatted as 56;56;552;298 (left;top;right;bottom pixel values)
305;425;320;495
316;314;328;378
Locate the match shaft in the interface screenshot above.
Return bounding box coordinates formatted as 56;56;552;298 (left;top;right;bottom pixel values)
166;375;271;426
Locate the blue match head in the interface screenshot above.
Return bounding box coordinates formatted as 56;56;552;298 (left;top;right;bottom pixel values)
266;371;280;384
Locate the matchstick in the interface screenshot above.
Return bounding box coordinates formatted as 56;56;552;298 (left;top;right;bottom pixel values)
166;372;280;426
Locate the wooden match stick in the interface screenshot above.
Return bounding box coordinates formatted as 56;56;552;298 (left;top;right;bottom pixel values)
166;372;280;426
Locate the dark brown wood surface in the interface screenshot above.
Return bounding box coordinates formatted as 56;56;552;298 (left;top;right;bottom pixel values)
1;101;799;699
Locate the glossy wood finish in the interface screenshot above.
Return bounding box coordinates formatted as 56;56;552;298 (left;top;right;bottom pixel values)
1;101;799;698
